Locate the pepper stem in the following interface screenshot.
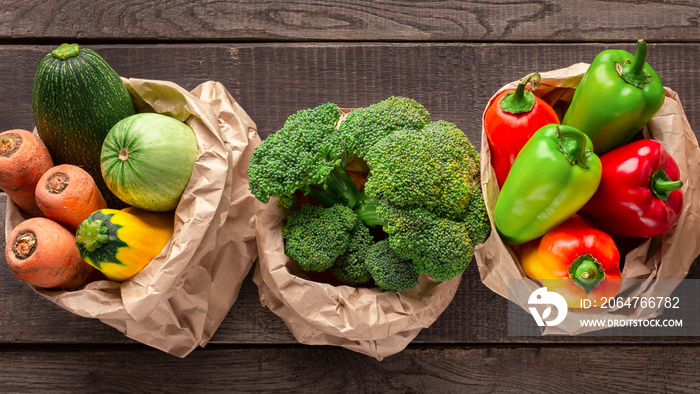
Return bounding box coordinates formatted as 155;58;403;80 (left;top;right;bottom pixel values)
51;43;81;60
650;168;682;202
619;39;652;88
499;73;541;114
556;125;592;169
568;254;606;294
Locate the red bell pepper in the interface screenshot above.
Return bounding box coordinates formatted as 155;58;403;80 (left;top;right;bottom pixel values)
580;139;683;238
484;73;560;188
520;214;622;308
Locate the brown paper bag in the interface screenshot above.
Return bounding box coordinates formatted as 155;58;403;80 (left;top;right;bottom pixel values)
476;63;700;334
252;109;463;361
4;78;263;357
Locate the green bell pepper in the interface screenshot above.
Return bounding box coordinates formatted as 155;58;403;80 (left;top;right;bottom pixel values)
494;124;602;245
562;39;665;155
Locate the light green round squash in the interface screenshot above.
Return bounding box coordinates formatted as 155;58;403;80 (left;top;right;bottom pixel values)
101;113;199;211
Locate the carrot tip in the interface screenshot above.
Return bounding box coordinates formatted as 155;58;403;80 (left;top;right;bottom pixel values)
12;231;37;260
46;172;70;194
0;133;22;157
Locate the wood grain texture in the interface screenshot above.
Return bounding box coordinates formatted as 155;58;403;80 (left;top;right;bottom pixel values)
1;43;699;346
1;1;699;43
1;43;699;141
0;345;697;392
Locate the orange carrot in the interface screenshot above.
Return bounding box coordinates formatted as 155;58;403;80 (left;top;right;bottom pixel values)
5;217;96;289
0;129;54;217
35;164;108;231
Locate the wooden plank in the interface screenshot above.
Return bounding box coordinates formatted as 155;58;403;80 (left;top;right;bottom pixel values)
1;1;700;43
1;43;699;142
1;43;699;346
0;344;697;392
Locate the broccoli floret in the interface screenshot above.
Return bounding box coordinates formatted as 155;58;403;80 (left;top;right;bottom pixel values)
282;204;357;272
330;219;374;285
338;96;431;157
463;190;491;245
248;103;357;208
376;200;474;282
360;120;488;281
364;239;419;292
364;120;481;221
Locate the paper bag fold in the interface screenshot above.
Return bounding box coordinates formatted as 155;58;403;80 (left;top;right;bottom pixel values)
4;78;262;357
476;63;700;334
253;170;462;361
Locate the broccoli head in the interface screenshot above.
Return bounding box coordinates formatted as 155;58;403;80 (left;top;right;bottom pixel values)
248;103;346;208
282;204;357;272
329;219;374;285
363;120;481;221
359;120;488;281
338;96;431;157
463;190;491;246
376;200;475;282
364;239;419;292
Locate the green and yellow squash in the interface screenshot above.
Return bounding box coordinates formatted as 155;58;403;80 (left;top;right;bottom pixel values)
75;207;175;281
101;113;199;212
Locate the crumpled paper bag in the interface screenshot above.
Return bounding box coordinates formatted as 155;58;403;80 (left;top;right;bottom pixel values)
476;63;700;334
4;78;262;357
252;109;463;361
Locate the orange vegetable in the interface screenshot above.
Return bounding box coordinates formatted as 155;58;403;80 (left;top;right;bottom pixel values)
35;164;108;231
0;129;54;216
5;217;95;289
519;215;622;309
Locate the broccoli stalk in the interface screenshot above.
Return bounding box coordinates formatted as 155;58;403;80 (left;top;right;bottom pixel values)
353;199;382;228
307;158;363;209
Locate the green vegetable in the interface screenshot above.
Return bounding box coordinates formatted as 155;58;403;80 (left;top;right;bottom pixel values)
249;97;490;290
462;191;492;247
329;219;374;285
284;203;373;284
32;43;136;207
363;120;481;221
364;239;419;292
376;200;474;282
248;103;350;209
363;120;486;280
337;96;431;158
562;39;665;154
282;204;357;272
494;124;602;245
100;113;199;212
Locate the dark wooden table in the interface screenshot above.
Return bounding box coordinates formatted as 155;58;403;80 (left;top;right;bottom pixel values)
1;1;699;392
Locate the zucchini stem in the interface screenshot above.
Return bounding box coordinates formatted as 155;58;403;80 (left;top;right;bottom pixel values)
75;219;110;253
